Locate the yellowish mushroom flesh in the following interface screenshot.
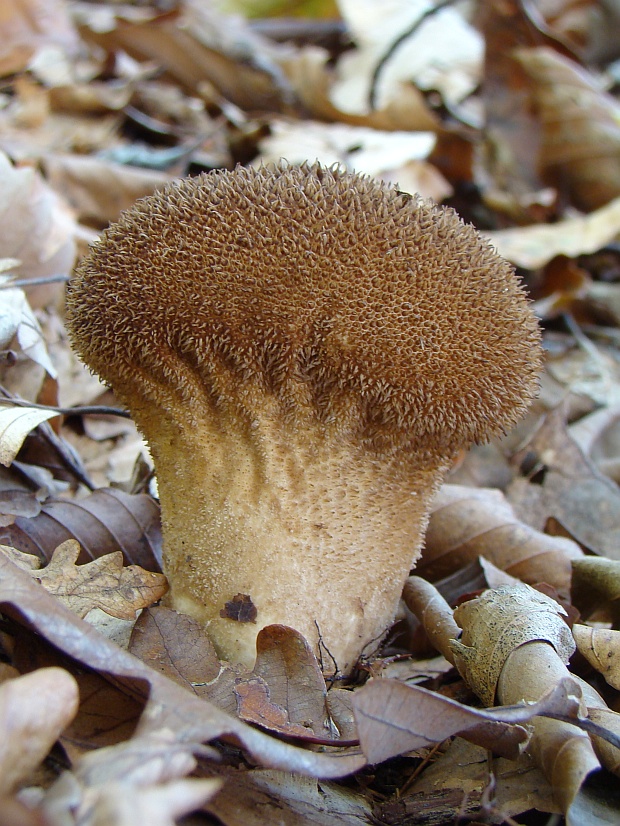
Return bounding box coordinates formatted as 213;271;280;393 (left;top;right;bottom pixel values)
67;163;542;675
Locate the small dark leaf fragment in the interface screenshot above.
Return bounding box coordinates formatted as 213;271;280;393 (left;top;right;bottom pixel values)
220;593;257;623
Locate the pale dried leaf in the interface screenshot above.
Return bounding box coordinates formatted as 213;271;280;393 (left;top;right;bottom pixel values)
0;290;57;377
451;583;575;705
572;557;620;624
255;119;451;200
573;625;620;690
0;667;79;795
332;0;482;114
486;194;620;269
0;539;167;619
421;484;582;597
401;576;460;664
77;778;222;826
0;404;57;467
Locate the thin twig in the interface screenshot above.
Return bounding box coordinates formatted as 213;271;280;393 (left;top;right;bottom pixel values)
0;393;131;419
0;273;71;289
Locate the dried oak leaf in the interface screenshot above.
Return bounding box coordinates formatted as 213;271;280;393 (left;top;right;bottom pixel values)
0;552;365;778
0;539;167;619
572;556;620;626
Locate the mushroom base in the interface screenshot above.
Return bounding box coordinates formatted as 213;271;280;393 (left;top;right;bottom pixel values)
145;404;448;676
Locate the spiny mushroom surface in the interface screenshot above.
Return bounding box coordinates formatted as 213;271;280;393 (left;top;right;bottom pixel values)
66;163;542;675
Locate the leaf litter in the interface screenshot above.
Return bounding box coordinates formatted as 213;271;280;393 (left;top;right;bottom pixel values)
2;0;620;824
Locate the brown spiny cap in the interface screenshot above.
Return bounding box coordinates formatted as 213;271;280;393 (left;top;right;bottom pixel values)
66;163;542;455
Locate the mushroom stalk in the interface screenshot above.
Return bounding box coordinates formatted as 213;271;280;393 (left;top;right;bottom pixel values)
67;163;542;675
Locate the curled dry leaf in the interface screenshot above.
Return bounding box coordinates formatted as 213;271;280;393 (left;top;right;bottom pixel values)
419;484;581;597
451;583;575;706
0;539;167;619
352;675;579;766
573;625;620;690
0;667;79;796
0;553;365;779
517;47;620;211
401;575;460;664
571;556;620;625
0;404;58;467
452;583;620;814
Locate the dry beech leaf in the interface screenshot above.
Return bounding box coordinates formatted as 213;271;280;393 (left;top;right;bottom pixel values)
204;767;373;826
352;675;579;766
419;483;582;597
486;194;620;270
0;539;167;620
0;486;163;571
510;405;620;559
401;575;460;664
0;151;76;308
0;404;58;467
0;553;365;778
517;47;620;211
451;583;576;706
452;583;620;816
0;667;78;796
247;625;334;739
571;557;620;625
573;625;620;690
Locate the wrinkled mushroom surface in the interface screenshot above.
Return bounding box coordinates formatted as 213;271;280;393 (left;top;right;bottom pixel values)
67;163;542;674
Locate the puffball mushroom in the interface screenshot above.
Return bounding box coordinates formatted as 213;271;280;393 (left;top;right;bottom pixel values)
66;163;542;675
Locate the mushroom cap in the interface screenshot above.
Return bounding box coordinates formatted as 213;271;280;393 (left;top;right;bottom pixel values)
67;162;541;456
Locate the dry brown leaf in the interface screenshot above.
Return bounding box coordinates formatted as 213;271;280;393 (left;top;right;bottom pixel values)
419;483;582;597
43;154;173;229
352;674;580;765
0;486;163;571
75;2;289;113
573;625;620;690
517;46;620;211
0;151;76;308
401;576;460;664
452;583;620;815
0;552;365;778
0;667;78;796
571;556;620;625
383;737;561;825
204;767;372;826
509;406;620;559
486;194;620;270
0;539;167;620
0;404;58;467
